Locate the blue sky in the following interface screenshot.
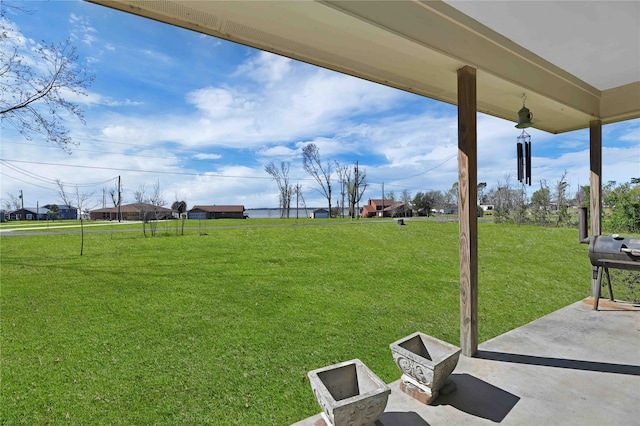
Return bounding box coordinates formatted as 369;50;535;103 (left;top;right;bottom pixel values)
1;0;638;210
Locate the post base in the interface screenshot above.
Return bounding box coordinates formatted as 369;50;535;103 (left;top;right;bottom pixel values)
399;378;439;405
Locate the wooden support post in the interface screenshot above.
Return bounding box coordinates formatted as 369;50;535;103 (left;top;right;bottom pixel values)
457;66;478;356
589;120;602;309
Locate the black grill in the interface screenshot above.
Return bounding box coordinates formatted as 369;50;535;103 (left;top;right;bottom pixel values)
588;234;640;309
589;235;640;270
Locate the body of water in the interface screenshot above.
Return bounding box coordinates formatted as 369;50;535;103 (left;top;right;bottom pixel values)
245;208;351;219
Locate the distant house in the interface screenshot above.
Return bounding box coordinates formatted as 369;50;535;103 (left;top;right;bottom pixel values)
187;205;245;219
444;206;459;215
8;207;49;221
361;199;408;218
0;211;5;222
385;202;412;218
90;203;175;221
310;208;330;219
43;204;77;220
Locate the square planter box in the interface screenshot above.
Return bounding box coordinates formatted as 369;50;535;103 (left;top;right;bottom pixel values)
389;332;460;403
308;359;390;426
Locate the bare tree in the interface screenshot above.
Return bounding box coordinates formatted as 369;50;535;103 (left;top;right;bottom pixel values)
492;175;512;223
134;184;150;236
335;161;349;218
478;182;487;205
148;180;165;236
265;161;293;218
512;182;528;225
346;161;367;219
445;182;458;210
293;183;309;219
554;170;570;226
108;182;119;207
302;143;332;216
134;184;146;204
573;184;586;207
387;191;396;203
0;12;94;150
2;192;21;211
57;179;94;255
531;180;551;225
401;189;412;218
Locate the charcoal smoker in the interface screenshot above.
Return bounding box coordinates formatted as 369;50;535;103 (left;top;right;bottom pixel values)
579;209;640;310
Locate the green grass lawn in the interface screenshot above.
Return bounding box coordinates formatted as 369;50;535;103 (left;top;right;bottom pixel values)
1;220;594;424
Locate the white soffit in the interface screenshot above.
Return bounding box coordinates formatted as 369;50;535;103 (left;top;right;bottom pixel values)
444;0;640;91
85;0;640;134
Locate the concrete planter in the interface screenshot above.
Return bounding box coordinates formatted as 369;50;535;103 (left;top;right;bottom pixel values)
389;331;460;403
308;359;390;426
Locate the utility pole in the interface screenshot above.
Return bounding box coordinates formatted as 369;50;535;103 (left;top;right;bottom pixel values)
19;189;24;210
118;175;122;222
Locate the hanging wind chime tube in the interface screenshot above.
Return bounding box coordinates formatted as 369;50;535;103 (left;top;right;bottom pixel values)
517;129;532;186
516;93;533;186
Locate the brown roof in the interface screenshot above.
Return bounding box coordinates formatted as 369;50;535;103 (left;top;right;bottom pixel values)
383;202;406;212
362;205;375;215
368;199;394;206
189;205;245;213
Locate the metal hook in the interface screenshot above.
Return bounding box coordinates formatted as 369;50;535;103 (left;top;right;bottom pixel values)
521;93;527;107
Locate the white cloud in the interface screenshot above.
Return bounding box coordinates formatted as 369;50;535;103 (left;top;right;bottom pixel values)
93;52;407;153
258;146;297;158
69;13;97;47
187;86;257;118
140;48;173;63
61;88;143;107
617;122;640;142
234;51;293;84
193;153;222;160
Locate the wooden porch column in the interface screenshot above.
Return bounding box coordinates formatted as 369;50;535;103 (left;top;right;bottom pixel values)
457;66;478;356
590;120;602;307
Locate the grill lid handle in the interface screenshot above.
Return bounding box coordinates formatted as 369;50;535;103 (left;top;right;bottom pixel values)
620;247;640;257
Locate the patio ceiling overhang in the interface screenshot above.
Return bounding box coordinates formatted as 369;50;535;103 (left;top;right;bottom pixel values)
87;0;640;134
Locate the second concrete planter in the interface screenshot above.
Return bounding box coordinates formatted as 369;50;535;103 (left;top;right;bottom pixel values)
389;331;460;403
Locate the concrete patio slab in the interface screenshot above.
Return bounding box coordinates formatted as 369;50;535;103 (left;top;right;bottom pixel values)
293;298;640;425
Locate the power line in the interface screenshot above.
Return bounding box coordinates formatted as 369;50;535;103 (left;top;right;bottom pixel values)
389;153;457;181
1;160;117;187
0;171;58;192
369;154;458;183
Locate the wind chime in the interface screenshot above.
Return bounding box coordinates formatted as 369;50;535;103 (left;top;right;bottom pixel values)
515;94;533;186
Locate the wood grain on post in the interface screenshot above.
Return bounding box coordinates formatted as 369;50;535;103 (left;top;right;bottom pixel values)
457;66;478;356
